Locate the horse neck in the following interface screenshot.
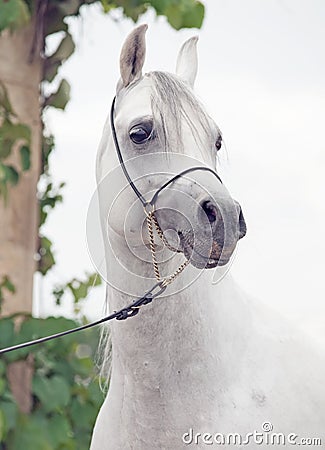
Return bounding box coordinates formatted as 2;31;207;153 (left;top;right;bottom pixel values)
105;237;251;390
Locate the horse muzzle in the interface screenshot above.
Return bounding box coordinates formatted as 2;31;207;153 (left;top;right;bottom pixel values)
155;197;246;270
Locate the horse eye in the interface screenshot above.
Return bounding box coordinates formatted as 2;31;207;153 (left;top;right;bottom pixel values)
130;126;151;144
215;134;222;151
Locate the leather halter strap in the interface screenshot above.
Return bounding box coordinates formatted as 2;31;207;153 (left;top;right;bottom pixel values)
110;96;222;209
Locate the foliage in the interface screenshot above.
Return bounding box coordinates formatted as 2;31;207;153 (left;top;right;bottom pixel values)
0;82;31;202
100;0;205;28
38;179;65;228
148;0;204;29
37;236;56;276
0;315;104;450
44;32;75;83
53;272;102;315
44;79;71;111
1;0;205;37
0;277;15;314
36;133;65;275
0;1;205;447
0;0;30;33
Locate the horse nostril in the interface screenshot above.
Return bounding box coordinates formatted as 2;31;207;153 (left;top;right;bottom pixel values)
201;200;218;224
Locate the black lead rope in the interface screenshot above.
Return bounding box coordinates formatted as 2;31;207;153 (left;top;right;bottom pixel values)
0;97;223;355
0;282;167;355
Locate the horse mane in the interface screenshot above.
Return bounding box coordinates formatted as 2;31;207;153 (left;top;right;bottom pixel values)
149;71;214;158
96;71;218;388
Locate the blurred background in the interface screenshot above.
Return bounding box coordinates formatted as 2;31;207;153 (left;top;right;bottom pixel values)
38;0;325;345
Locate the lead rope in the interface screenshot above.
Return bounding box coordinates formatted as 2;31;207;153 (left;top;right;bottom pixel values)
0;210;189;355
1;96;222;354
146;210;190;287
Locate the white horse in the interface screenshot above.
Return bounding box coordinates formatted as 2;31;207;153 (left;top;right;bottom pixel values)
90;25;325;449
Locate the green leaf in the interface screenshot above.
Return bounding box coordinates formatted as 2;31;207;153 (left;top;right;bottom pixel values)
182;1;204;28
0;120;31;159
8;123;30;143
52;286;65;305
44;32;76;82
1;275;15;294
100;0;116;14
17;317;76;351
42;134;55;170
165;1;204;30
0;81;15;116
121;4;147;22
39;178;65;227
70;396;98;431
0;121;15;159
47;414;72;448
0;378;5;396
59;272;101;306
19;146;31;171
0;401;18;433
99;0;205;29
9;415;53;450
86;272;101;287
0;0;30;33
16;317;45;344
0;136;12;159
43;59;61;84
68;280;88;303
0;409;5;443
52;31;75;61
0;163;6;181
3;165;19;186
32;375;71;413
74;428;92;450
87;379;105;406
45;79;71;110
37;236;55;275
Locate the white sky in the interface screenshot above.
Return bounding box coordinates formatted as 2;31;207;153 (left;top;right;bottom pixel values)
34;0;325;347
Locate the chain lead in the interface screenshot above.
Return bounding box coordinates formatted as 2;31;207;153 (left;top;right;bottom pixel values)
146;210;190;286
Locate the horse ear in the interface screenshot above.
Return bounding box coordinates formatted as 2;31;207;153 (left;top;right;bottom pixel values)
119;24;148;89
176;36;199;88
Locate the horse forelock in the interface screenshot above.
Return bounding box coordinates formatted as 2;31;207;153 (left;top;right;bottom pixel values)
148;71;214;159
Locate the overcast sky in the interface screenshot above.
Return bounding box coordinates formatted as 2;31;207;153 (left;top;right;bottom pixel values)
35;0;325;347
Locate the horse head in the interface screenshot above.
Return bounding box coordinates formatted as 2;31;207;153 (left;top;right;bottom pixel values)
96;25;246;273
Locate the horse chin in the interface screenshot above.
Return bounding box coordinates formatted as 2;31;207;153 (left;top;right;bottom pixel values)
179;235;230;270
184;252;230;270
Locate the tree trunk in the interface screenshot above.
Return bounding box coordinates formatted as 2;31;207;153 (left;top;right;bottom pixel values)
0;22;42;317
0;21;42;413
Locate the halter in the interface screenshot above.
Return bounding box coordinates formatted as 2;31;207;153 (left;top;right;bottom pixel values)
0;96;223;355
110;96;222;210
